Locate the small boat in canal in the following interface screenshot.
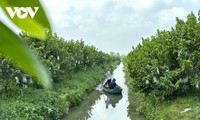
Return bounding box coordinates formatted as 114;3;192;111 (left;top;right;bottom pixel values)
102;85;122;94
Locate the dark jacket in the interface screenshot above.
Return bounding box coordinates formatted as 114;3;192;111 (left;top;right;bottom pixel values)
109;81;116;89
106;79;111;85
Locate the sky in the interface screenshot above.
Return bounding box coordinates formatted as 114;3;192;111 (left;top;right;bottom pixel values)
1;0;200;54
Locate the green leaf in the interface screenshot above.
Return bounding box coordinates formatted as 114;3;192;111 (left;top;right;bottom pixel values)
0;21;51;89
0;0;51;39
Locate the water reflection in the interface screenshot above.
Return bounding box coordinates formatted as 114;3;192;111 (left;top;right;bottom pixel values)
62;91;102;120
127;93;146;120
103;93;123;109
63;63;145;120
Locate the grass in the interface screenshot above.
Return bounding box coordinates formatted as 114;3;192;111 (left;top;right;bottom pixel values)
154;93;200;120
0;67;104;120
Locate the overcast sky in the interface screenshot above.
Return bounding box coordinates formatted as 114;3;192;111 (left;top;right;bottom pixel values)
1;0;200;54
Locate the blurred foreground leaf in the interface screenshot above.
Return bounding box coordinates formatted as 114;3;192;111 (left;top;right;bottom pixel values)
0;21;51;89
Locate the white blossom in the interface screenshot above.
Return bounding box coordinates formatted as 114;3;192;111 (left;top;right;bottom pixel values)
57;56;60;60
153;76;158;83
178;51;181;57
15;76;19;84
23;76;27;83
183;76;188;83
145;80;149;84
23;85;28;88
156;67;160;74
196;83;199;89
29;78;33;84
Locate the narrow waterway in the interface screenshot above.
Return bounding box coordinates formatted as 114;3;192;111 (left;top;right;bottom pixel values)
63;63;145;120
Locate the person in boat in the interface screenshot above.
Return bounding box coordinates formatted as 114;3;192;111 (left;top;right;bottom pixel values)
109;78;116;89
104;70;112;87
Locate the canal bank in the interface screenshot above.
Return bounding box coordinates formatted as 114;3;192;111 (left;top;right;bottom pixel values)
0;67;105;120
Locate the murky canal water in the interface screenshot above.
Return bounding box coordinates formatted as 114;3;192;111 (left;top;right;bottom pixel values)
63;63;145;120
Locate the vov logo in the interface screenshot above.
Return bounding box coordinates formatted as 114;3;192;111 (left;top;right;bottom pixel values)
6;7;39;19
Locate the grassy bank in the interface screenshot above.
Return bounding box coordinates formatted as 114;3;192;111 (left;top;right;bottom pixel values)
0;67;104;120
124;63;200;120
152;93;200;120
133;92;200;120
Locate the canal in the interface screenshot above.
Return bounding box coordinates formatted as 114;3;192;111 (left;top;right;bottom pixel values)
63;63;145;120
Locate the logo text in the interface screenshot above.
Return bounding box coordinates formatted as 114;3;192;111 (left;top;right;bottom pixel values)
6;7;39;19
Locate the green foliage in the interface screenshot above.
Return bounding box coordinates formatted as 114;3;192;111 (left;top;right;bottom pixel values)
0;67;105;120
0;31;117;88
125;62;200;120
0;90;69;120
0;30;118;119
125;11;200;100
0;0;52;88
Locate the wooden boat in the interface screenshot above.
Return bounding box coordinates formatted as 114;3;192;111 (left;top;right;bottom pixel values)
103;85;122;94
